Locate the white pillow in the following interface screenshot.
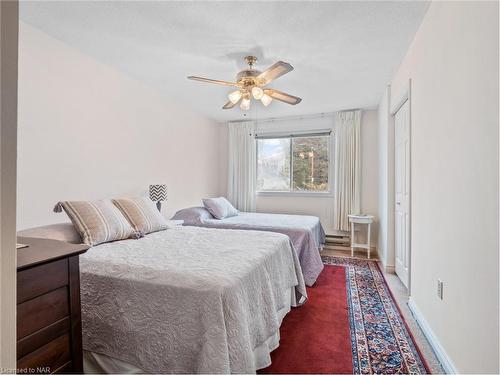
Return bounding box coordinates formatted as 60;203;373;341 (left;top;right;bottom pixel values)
202;197;239;219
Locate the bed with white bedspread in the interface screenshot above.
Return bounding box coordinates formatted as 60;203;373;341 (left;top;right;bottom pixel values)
172;208;326;286
80;226;307;374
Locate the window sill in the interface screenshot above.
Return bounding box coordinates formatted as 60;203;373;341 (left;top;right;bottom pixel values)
256;191;334;198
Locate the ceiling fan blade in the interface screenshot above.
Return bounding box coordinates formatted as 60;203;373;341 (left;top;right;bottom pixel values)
187;76;238;87
265;89;302;105
222;99;239;109
257;61;293;85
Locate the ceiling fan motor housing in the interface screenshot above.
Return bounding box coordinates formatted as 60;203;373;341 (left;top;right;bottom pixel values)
236;69;262;88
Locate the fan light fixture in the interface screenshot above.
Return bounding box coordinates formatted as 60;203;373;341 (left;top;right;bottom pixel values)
188;56;302;111
251;86;264;100
261;94;273;107
240;97;251;110
228;90;242;104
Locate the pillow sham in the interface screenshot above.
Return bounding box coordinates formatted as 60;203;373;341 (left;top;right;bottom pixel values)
17;223;82;244
202;197;239;220
53;200;139;246
112;197;168;235
171;206;214;225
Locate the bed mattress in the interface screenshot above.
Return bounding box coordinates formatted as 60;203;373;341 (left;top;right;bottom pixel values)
79;226;306;374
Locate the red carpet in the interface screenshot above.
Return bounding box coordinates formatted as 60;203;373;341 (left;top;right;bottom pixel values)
261;257;430;374
259;265;353;374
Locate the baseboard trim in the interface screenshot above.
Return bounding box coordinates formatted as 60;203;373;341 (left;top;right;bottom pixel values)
380;258;395;274
383;264;395;274
407;297;458;374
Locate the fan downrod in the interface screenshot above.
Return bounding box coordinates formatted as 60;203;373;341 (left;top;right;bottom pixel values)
244;56;258;69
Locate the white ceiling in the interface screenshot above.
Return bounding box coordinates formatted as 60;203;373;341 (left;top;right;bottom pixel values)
20;1;429;122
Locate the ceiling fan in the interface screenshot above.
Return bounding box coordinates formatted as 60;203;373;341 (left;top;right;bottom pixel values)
188;56;302;110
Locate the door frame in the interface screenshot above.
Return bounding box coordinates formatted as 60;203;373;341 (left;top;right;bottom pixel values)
390;79;412;294
0;0;19;369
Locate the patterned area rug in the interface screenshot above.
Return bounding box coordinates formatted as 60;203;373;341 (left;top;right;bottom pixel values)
322;256;430;374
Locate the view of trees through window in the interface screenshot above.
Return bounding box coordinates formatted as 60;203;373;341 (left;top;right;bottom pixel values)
292;136;329;191
257;135;329;192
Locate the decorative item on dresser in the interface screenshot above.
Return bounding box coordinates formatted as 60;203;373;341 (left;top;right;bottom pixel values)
16;237;89;374
149;184;167;212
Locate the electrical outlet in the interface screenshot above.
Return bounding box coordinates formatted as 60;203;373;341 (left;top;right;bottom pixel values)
437;279;444;300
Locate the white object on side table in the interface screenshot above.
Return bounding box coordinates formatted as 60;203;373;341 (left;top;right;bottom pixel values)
348;214;375;258
166;219;184;228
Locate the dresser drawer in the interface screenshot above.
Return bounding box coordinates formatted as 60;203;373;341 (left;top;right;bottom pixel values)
17;317;70;359
17;287;69;339
17;259;68;304
17;333;71;374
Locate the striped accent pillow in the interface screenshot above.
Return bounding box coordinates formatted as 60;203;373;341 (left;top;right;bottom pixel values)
112;197;169;235
54;200;140;246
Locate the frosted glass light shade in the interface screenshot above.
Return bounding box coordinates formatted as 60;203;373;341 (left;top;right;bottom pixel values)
251;86;264;100
228;90;242;104
240;98;251;110
261;94;273;107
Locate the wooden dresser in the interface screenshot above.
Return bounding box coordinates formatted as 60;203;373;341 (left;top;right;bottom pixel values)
16;237;89;374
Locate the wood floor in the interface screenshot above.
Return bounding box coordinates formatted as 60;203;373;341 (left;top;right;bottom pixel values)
322;246;378;260
323;232;378;260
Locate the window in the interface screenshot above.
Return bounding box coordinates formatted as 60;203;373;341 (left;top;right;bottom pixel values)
257;134;330;193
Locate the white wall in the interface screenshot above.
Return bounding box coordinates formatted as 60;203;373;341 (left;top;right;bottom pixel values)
218;123;228;197
17;23;224;229
359;110;379;241
222;110;379;242
383;1;499;372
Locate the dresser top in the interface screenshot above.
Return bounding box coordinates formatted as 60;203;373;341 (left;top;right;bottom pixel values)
17;237;89;270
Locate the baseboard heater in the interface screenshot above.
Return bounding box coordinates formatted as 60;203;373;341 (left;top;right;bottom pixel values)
324;232;351;249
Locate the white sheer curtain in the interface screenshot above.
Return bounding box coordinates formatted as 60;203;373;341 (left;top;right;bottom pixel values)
227;121;256;212
334;110;361;231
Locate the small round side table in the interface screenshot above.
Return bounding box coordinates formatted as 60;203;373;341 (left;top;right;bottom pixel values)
348;214;375;258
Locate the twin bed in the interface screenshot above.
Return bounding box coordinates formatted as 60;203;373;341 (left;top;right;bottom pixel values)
172;207;326;286
19;199;325;373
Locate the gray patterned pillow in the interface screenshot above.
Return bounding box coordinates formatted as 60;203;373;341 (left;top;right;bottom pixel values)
53;200;140;246
113;197;168;235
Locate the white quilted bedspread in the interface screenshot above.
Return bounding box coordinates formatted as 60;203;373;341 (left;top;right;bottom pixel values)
201;212;326;286
79;226;307;374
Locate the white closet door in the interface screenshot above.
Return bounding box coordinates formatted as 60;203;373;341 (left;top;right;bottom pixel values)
395;99;410;288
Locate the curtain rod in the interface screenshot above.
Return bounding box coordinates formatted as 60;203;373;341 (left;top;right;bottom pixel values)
255;130;332;139
256;112;334;124
228;108;361;124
